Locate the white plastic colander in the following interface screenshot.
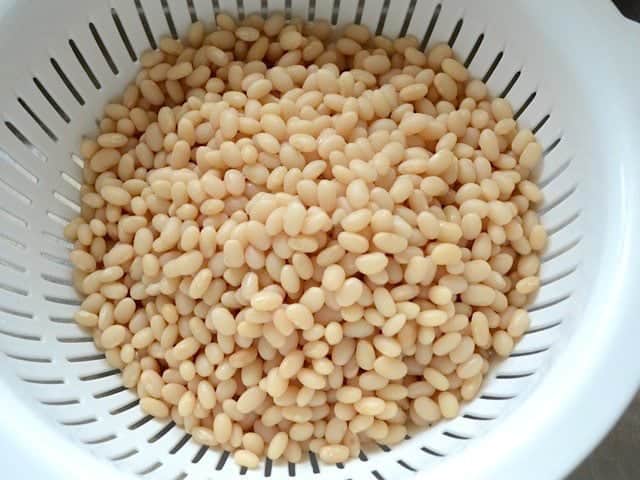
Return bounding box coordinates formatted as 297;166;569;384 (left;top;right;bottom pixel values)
0;0;639;479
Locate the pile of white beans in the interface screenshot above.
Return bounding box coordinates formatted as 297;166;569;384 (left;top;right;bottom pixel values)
66;12;547;469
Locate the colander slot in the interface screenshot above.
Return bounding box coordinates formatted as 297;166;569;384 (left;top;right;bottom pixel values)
358;449;368;461
216;450;229;470
110;399;140;415
39;398;80;406
513;91;536;120
264;457;272;477
236;0;246;20
89;23;119;76
83;433;117;444
49;315;73;324
0;147;38;184
0;232;26;251
259;0;268;18
331;0;340;25
308;450;320;472
137;462;162;475
4;352;52;363
482;51;503;83
376;443;390;452
53;191;81;213
398;0;417;38
538;157;571;189
442;431;470;440
0;305;32;319
462;413;495;421
50;58;85;105
527;320;563;335
191;444;208;463
0;260;24;281
542;237;580;264
71;152;84;168
148;421;176;443
542;137;562;156
186;0;198;22
93;385;127;398
540;265;577;287
509;346;550;358
464;33;484;67
68;39;101;89
374;0;390;35
21;377;64;384
307;0;317;21
169;433;191;454
111;8;138;61
129;414;154;430
0;282;27;296
538;183;575;216
160;0;179;38
174;473;187;480
33;78;70;123
212;0;221;17
546;212;580;238
44;295;81;306
60;171;82;191
420;446;445;457
67;353;106;362
41;251;71;267
285;0;293;20
0;205;28;229
0;256;27;273
110;448;138;461
134;0;158;49
499;71;521;99
532;113;550;134
371;470;384;479
1;248;26;274
448;18;463;47
59;416;97;426
79;369;120;381
5;121;47;162
46;210;71;227
288;461;297;475
397;460;417;472
56;335;94;343
355;0;365;24
239;465;248;475
419;3;441;50
520;321;563;340
495;372;535;380
41;230;73;249
0;176;31;206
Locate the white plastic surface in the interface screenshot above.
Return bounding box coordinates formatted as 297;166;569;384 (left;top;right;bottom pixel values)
0;0;638;479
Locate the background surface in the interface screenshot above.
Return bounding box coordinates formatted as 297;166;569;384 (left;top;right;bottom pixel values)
569;393;639;479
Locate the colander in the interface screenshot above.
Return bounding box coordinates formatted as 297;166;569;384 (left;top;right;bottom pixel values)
0;0;639;479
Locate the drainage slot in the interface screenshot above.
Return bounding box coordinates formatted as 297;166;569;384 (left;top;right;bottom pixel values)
112;8;137;61
69;39;101;89
89;23;119;74
420;3;442;49
33;77;70;123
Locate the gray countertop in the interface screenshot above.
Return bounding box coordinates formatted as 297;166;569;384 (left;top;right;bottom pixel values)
568;393;639;479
